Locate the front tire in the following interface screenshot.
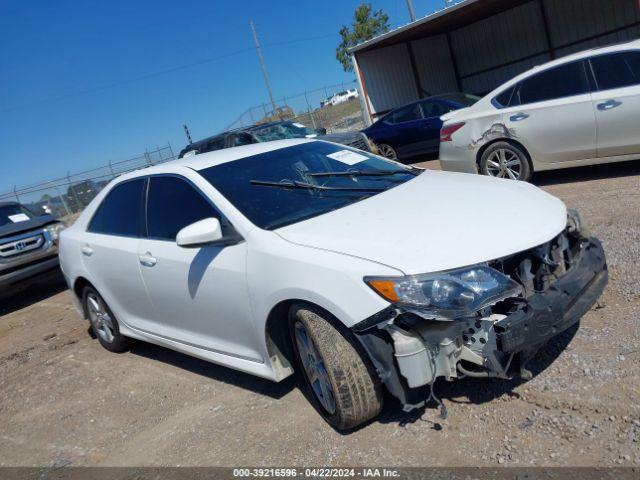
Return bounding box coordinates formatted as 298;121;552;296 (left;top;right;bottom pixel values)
480;141;532;182
289;303;382;430
82;287;133;353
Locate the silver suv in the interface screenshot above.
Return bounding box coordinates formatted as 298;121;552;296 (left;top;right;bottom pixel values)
0;201;65;296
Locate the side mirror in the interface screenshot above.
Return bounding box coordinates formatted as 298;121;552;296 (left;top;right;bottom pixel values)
315;127;327;135
176;218;224;248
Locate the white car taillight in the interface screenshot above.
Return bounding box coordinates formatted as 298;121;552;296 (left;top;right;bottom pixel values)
440;122;465;142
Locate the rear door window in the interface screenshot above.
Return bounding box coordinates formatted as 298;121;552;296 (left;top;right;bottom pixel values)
146;176;219;241
88;178;146;237
590;51;640;90
419;100;450;118
515;61;589;105
386;103;422;124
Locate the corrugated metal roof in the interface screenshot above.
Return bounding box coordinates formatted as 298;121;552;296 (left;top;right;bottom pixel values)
350;0;532;54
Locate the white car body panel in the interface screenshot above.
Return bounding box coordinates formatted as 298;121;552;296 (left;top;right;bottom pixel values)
440;39;640;175
60;139;567;383
276;169;566;275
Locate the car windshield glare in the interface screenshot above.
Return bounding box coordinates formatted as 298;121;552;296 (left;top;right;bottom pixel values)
198;142;418;230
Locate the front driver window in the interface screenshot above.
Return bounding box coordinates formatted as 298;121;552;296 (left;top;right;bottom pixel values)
147;176;219;241
590;51;640;90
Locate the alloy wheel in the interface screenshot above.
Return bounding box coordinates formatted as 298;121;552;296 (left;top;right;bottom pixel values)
294;321;336;415
378;144;397;160
485;148;523;180
87;293;115;343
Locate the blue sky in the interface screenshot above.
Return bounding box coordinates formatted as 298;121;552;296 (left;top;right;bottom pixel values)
0;0;446;195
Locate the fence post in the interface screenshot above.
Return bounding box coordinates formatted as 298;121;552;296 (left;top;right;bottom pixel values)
67;173;81;213
248;107;255;124
52;183;71;217
304;91;317;129
108;160;115;178
168;142;175;159
145;149;153;165
13;186;20;204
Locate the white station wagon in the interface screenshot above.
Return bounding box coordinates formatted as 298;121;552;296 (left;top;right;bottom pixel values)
59;139;607;429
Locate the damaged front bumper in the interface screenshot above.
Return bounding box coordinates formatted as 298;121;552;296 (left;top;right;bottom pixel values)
353;235;608;410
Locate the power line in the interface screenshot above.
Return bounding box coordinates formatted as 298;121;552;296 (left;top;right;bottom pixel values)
0;33;337;113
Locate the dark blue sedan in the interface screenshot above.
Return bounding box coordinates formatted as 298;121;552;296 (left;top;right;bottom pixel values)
362;93;479;161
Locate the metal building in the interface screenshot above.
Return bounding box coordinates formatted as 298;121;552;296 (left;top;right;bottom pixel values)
351;0;640;124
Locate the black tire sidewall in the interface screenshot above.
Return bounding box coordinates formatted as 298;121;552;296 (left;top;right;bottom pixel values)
288;303;382;430
289;311;343;426
480;142;532;182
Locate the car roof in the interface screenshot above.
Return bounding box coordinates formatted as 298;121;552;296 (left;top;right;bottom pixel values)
502;39;640;87
123;138;314;181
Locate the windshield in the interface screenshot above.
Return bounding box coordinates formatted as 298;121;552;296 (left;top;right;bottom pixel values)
199;142;418;230
0;204;36;227
250;122;316;142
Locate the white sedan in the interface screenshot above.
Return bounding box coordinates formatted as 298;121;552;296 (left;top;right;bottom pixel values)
439;39;640;181
59;139;607;429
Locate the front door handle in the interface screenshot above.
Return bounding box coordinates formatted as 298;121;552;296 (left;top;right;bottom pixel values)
510;113;530;122
597;99;622;111
139;253;157;267
81;245;93;256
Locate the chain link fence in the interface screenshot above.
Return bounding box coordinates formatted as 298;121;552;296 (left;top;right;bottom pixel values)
2;83;366;224
0;144;175;222
225;80;366;134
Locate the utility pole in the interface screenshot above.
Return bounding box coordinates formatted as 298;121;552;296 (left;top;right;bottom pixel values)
250;20;277;115
406;0;416;21
183;124;193;144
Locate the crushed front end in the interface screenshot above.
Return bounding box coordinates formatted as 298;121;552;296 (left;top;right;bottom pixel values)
354;213;608;410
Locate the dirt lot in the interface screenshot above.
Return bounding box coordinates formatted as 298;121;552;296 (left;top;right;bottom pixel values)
1;160;639;467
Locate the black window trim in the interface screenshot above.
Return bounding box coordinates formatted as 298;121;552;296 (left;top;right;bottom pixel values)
587;48;640;92
86;177;148;239
144;172;236;243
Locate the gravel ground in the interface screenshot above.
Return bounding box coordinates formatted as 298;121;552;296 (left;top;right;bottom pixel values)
0;159;638;467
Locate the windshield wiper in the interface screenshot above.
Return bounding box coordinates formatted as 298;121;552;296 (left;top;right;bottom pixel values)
307;169;413;178
249;179;385;192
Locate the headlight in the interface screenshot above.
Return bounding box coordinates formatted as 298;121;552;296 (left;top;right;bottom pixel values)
365;265;522;319
45;222;66;242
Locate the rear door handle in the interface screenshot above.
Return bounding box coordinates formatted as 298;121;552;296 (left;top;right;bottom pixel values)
81;245;93;256
510;113;529;122
597;99;622;111
139;252;157;267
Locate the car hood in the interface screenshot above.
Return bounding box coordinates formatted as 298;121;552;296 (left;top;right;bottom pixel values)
275;170;567;274
0;214;59;240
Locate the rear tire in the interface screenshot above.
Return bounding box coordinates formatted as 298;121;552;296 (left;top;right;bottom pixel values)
289;303;382;430
480;141;532;182
377;144;398;160
82;287;133;353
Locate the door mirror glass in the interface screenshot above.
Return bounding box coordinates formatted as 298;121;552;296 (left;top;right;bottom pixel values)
176;218;223;248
